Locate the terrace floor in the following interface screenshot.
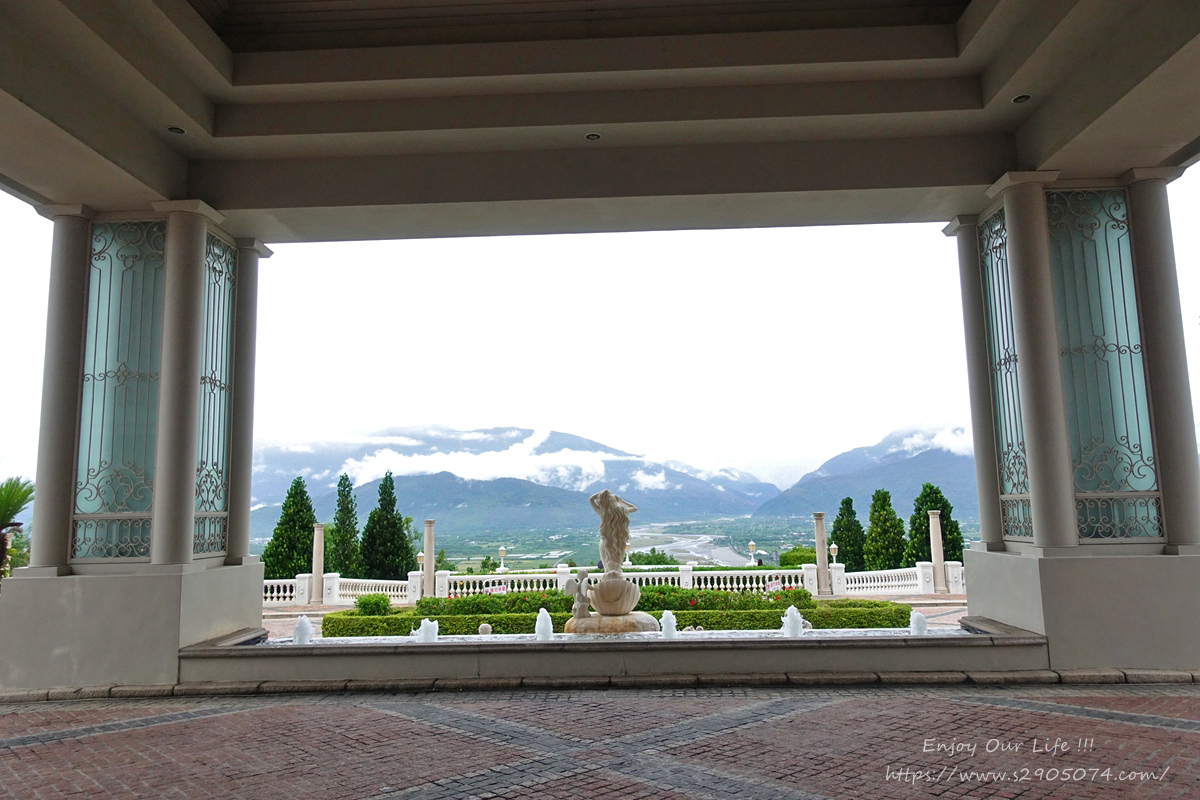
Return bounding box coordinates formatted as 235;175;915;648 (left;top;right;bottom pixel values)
2;682;1197;799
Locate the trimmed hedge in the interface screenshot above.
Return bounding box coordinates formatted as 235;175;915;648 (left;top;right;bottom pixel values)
415;590;572;616
321;604;911;637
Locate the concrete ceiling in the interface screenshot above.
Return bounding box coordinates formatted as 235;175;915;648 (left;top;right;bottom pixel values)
1;0;1198;241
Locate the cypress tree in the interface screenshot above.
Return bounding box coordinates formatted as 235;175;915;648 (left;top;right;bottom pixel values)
326;473;361;578
903;483;965;566
261;477;316;580
360;472;416;580
863;489;906;571
829;497;867;572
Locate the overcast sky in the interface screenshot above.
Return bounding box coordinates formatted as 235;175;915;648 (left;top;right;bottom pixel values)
5;170;1200;489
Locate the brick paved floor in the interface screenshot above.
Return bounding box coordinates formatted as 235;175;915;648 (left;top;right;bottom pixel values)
5;684;1197;799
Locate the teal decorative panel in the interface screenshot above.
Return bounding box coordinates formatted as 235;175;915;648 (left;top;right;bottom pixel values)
72;221;165;559
193;234;237;555
1047;189;1162;539
978;208;1032;538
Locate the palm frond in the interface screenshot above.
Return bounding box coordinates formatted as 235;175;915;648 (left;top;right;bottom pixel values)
0;477;35;527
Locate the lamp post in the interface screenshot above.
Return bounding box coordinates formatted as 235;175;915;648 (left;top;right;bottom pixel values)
623;543;633;567
829;542;839;564
747;540;757;566
496;545;509;573
417;550;424;567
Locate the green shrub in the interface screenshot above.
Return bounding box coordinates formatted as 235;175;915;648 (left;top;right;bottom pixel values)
815;597;895;609
634;585;815;612
355;593;392;616
778;546;817;567
321;605;910;637
415;589;572;616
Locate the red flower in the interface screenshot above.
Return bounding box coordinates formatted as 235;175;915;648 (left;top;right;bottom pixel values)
689;599;696;605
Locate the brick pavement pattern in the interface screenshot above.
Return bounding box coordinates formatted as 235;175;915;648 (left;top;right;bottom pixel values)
2;685;1199;799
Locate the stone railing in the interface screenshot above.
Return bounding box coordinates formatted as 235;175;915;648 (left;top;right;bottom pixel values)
262;579;299;605
333;577;409;605
263;560;963;606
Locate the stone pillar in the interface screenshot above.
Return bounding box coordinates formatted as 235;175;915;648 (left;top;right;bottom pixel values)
929;510;948;593
311;523;325;604
813;512;831;595
829;563;846;596
408;570;424;603
295;573;311;605
679;562;694;589
555;564;570;590
945;561;964;594
423;520;435;597
226;239;272;565
944;215;1005;551
1124;170;1200;553
434;569;450;598
28;207;94;574
990;173;1078;552
801;563;818;594
150;203;223;565
915;562;936;594
323;573;339;604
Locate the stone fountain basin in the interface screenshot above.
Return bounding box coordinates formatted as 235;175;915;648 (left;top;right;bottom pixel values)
178;618;1045;685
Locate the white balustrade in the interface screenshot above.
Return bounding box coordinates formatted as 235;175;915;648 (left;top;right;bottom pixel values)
842;566;921;594
263;563;945;606
336;578;410;605
262;579;298;605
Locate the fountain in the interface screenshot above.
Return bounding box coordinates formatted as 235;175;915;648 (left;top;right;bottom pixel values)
564;490;659;634
293;615;314;644
535;608;554;640
909;610;928;636
412;618;439;642
780;605;811;638
660;610;679;639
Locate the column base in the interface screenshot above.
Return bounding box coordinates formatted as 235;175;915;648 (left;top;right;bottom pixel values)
964;549;1200;670
0;562;263;689
1164;544;1200;555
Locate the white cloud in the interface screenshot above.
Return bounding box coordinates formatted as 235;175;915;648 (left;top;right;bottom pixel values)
340;430;638;491
891;426;974;457
632;469;669;490
250;502;267;512
312;469;331;481
285;444;314;453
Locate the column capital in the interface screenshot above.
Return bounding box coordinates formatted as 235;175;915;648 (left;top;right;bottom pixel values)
928;509;942;517
1119;167;1186;186
235;238;274;258
150;200;225;225
36;204;95;220
985;170;1061;199
812;512;825;520
942;215;978;237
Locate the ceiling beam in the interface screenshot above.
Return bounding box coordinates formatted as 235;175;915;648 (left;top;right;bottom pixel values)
215;78;981;139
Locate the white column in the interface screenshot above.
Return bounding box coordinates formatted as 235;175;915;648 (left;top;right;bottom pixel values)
989;173;1078;552
1124;170;1200;554
311;523;325;603
813;512;831;595
679;562;694;589
945;561;964;594
294;573;311;605
555;564;570;590
408;570;424;602
324;572;340;604
28;206;94;574
434;569;450;598
226;239;271;565
150;203;224;565
944;215;1005;551
929;510;948;593
423;520;435;596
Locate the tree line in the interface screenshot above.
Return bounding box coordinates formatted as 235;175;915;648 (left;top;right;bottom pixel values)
262;471;441;581
825;482;964;572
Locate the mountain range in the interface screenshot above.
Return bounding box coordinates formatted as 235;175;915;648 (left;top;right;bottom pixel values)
248;426;978;540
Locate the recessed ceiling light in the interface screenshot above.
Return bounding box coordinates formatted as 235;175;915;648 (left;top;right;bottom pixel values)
167;125;186;134
585;133;602;141
1012;94;1032;104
